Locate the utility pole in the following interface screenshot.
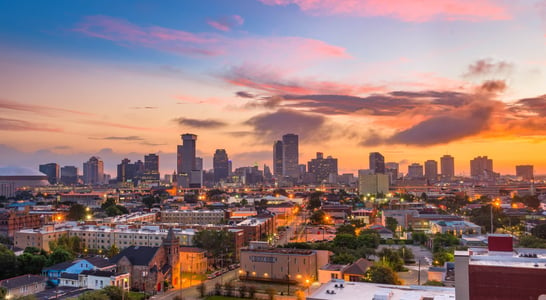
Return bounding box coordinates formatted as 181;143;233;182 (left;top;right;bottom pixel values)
287;256;290;295
418;259;421;285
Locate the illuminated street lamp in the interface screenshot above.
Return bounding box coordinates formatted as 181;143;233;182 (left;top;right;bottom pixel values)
490;200;500;234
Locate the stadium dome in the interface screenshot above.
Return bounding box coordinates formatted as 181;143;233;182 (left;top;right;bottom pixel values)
0;166;49;197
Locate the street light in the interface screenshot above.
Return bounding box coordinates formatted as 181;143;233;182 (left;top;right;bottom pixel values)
490;200;500;234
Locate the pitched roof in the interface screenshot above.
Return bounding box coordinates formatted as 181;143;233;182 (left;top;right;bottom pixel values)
80;270;117;277
0;274;45;289
110;246;160;266
343;258;373;276
84;256;115;268
60;273;79;280
43;260;77;272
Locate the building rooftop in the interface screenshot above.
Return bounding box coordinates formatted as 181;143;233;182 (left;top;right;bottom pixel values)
307;280;455;300
0;274;45;289
320;264;348;271
241;247;314;255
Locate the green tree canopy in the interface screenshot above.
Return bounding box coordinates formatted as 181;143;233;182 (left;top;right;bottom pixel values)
309;209;326;224
47;248;74;266
67;204;88;221
531;223;546;239
336;224;356;236
365;263;401;285
307;192;323;211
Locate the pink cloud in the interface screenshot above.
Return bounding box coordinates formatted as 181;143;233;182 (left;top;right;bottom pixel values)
73;15;348;63
259;0;511;22
207;15;244;32
223;64;382;95
0;98;95;116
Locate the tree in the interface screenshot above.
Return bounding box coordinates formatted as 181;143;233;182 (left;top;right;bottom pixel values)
376;248;405;272
358;230;381;249
0;244;18;280
385;217;398;233
365;264;401;285
67;204;88;221
333;234;360;249
0;287;7;300
331;252;356;264
432;250;454;266
307;192;323;211
336;224;356;236
17;252;47;274
519;235;546;248
309;210;326;224
424;280;445;286
49;234;82;255
106;244;120;258
197;282;207;298
78;290;110;300
47;248;74;266
102;286;125;300
142;195;159;209
412;232;427;245
532;224;546;239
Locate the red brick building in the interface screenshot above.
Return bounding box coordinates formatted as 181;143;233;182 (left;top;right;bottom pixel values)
0;212;42;238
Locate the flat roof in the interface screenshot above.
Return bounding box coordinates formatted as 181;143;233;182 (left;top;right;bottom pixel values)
307;280;455;300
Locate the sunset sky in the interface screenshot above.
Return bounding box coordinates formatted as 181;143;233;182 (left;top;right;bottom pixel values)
1;0;546;176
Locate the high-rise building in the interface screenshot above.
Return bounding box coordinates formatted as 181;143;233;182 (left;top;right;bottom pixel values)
117;158;137;182
213;149;229;183
369;152;385;174
39;163;59;184
407;163;424;179
143;154;160;181
307;152;338;183
282;134;299;178
273;140;283;177
177;134;198;188
83;156;104;185
424;160;438;181
515;165;534;180
60;166;78;185
440;155;455;179
385;162;399;182
470;156;493;178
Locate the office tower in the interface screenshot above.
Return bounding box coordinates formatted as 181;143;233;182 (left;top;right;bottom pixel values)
407;163;424;179
440;155;455;180
60;166;78;185
282;134;299;178
39;163;59;184
307;152;338;183
144;154;160;181
117;158;136;182
83;156;104;185
424;160;438;181
385;162;399;182
177;133;198;188
228;160;233;176
213;149;229;183
358;174;389;195
273;140;283;177
470;156;493;178
369;152;385;174
515;165;534;180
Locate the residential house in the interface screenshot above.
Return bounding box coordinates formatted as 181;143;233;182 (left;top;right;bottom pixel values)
342;258;373;282
0;274;46;299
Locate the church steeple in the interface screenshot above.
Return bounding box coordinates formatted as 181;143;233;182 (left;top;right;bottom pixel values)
163;227;180;266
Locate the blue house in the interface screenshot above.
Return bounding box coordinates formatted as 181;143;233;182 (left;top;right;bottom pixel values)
42;257;115;285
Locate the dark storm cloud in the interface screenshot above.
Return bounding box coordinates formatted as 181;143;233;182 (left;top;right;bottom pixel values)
478;80;507;93
173;117;227;128
244;95;283;109
465;59;514;77
511;95;546;117
362;104;494;146
235;91;256;98
244;109;328;142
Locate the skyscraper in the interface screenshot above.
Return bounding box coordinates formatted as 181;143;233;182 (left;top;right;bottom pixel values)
307;152;338;183
144;154;160;181
470;156;493;178
117;158;136;182
176;133;200;188
440;155;455;179
83;156;104;185
39;163;59;184
213;149;229;183
273;140;283;177
515;165;534;180
282;134;299;178
407;163;424;179
369;152;385;174
60;166;78;185
424;160;438;181
385;162;399;182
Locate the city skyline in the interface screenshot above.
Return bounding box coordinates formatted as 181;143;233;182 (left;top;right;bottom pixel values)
1;1;546;175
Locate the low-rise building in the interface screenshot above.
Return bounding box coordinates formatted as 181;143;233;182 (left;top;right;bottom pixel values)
239;247;329;284
179;247;208;274
0;274;46;299
80;270;130;291
318;264;347;283
0;211;42;238
430;220;481;235
307;280;455;300
455;234;546;300
159;210;225;225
